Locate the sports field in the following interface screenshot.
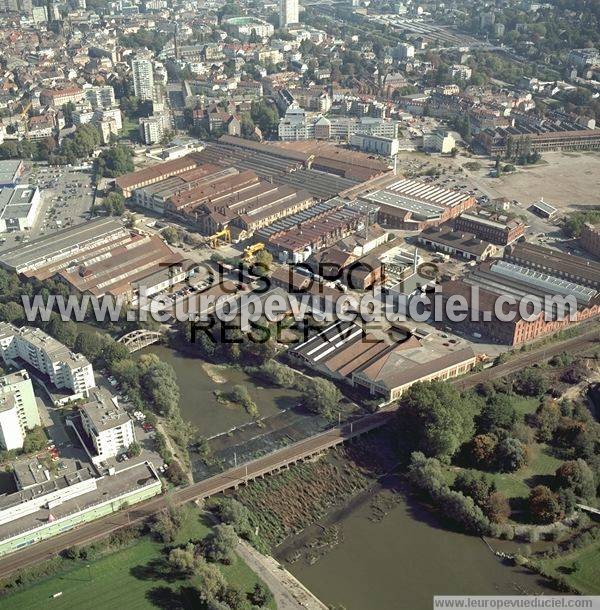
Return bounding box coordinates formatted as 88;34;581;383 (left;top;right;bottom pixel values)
0;511;274;610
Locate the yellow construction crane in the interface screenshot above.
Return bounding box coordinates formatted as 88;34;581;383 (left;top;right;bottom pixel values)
208;227;231;248
243;242;265;261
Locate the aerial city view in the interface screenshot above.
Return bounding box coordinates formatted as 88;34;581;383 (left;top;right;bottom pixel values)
0;0;598;608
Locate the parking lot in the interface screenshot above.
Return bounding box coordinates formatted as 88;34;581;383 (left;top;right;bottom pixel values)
0;163;96;252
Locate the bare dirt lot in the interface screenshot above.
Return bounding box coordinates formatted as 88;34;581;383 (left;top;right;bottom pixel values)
481;150;600;210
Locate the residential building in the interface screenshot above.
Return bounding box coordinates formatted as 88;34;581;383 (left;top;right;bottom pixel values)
80;389;135;463
393;43;414;60
0;323;96;399
423;129;455;154
84;86;116;110
139;114;167;144
132;58;154;101
0;396;24;451
280;0;299;27
0;370;39;450
39;87;85;108
350;133;399;157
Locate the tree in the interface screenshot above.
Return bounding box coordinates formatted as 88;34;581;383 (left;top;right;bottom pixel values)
0;301;25;323
103;192;125;216
162;226;180;245
260;360;297;388
139;354;180;418
250;100;280;137
249;582;273;607
476;393;517;433
303;377;342;418
407;453;491;535
402;382;476;462
98;144;134;177
166;461;188;486
514;367;548;397
127;441;141;458
557;487;577;516
485;492;511;524
469;433;498;467
444;490;490;535
153;509;179;543
494;437;528;473
452;471;495;507
252;249;273;275
23;427;47;453
194;558;227;602
214;498;252;537
74;331;105;363
529;485;562;524
203;524;238;564
534;400;561;442
555;459;596;502
168;543;197;575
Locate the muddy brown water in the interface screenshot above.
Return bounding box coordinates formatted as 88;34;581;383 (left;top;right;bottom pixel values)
141;345;302;438
277;482;556;610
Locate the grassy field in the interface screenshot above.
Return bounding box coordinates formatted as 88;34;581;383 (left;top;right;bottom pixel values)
538;542;600;595
444;443;562;501
120;117;140;141
489;443;562;499
510;396;540;420
0;510;274;610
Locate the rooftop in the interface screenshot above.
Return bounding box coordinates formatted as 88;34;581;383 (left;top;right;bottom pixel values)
80;388;131;433
0;217;126;274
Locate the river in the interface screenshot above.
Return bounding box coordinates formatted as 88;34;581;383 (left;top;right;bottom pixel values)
278;482;555;610
142;346;556;608
140;345;302;438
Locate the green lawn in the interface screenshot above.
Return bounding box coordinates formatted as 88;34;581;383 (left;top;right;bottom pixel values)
120;117;139;141
488;443;562;499
0;510;274;610
447;443;562;500
538;542;600;595
511;396;540;420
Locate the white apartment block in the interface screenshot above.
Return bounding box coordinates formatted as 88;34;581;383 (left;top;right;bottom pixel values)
0;370;40;450
423;129;456;154
139;114;168;144
350;133;400;157
80;389;135;463
132;58;155;101
279;107;399;142
0;323;96;401
280;0;299;28
0;399;24;451
84;86;117;110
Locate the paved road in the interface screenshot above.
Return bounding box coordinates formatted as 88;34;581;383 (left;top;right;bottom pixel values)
0;325;598;577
